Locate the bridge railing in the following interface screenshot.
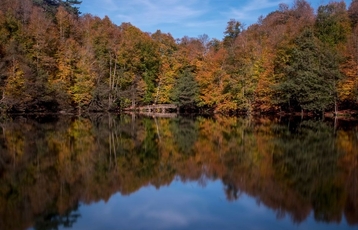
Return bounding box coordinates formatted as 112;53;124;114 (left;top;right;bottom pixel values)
125;104;178;113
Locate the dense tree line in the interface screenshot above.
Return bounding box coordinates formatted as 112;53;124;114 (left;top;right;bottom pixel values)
0;0;358;114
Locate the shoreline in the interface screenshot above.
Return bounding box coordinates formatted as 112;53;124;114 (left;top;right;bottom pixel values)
1;109;358;120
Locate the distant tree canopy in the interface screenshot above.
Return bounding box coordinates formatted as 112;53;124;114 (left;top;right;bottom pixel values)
0;0;358;114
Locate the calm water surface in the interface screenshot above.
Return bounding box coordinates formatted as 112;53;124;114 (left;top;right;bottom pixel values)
0;114;357;230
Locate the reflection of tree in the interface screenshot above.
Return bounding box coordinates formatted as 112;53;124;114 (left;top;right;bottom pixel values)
224;183;242;201
0;115;357;230
34;204;81;230
170;117;198;155
336;124;358;225
272;120;344;223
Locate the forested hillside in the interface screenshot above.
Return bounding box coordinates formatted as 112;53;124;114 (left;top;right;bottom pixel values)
0;0;358;114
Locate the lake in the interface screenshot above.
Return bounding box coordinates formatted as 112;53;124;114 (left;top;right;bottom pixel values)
0;114;357;230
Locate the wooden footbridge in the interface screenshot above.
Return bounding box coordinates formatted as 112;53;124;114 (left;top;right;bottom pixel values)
125;104;178;113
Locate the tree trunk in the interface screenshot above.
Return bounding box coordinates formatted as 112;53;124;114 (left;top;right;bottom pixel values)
301;108;304;119
155;78;161;104
108;55;112;110
131;74;139;108
334;97;338;117
131;84;136;108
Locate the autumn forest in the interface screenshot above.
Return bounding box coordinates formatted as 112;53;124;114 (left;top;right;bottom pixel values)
1;0;358;115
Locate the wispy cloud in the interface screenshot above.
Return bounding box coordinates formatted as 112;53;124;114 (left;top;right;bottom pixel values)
101;0;120;11
242;0;290;11
185;19;224;28
224;0;291;25
110;0;209;27
81;0;295;39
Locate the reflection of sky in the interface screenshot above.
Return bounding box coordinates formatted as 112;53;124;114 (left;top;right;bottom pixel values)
64;180;353;230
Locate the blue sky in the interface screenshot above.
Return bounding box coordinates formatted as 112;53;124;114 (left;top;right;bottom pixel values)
80;0;352;40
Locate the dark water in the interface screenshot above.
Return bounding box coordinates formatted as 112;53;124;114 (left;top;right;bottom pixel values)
0;114;357;230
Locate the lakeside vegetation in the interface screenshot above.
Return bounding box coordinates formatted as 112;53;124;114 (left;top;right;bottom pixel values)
1;0;358;115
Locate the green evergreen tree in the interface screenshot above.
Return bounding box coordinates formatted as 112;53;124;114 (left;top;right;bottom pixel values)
223;19;242;48
171;69;199;110
33;0;81;16
274;28;336;113
315;2;350;47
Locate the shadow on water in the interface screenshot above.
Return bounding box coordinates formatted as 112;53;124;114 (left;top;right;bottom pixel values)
0;114;357;229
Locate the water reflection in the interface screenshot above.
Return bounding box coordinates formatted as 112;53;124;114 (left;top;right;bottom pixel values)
0;115;357;229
